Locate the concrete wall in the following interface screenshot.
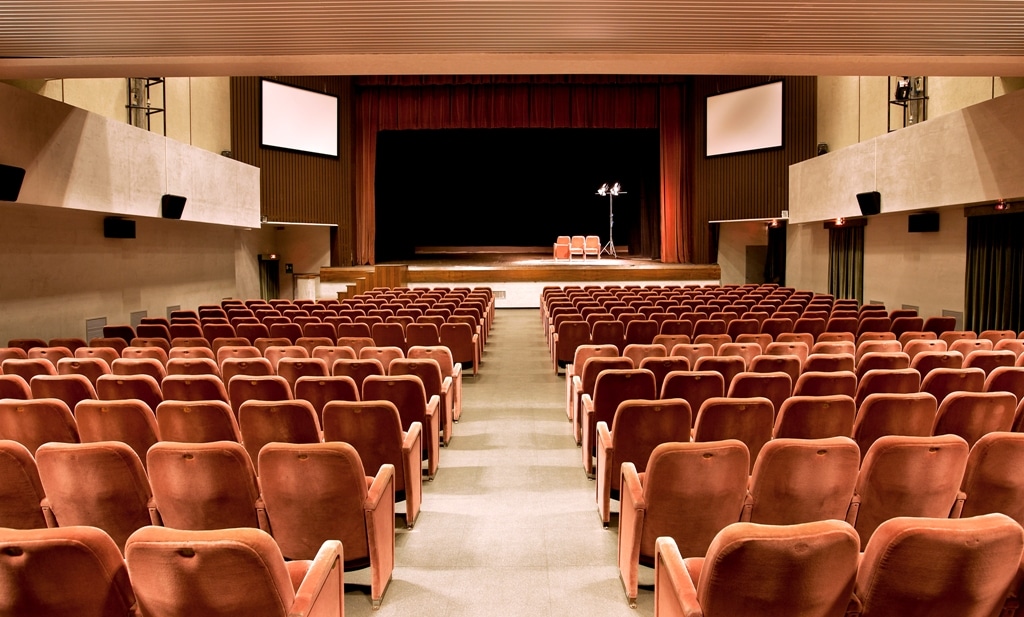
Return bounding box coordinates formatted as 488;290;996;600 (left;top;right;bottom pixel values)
0;201;254;343
717;221;769;285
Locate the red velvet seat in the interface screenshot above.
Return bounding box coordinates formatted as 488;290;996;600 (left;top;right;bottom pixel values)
0;439;48;529
155;400;241;443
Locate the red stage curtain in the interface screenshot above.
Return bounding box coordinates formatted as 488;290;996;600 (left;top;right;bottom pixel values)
354;77;685;265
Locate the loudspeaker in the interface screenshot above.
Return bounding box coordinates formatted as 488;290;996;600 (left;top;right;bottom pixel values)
103;217;136;239
856;191;881;216
0;163;26;202
908;211;940;233
161;194;186;219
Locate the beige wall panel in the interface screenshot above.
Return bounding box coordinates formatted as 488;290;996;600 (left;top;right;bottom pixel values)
62;78;124;122
164;77;191;145
717;221;767;285
996;77;1024;96
927;77;993;120
791;88;1024;224
0;203;249;344
858;77;888;141
862;209;966;318
0;81;260;228
785;222;829;294
817;76;860;153
189;77;231;155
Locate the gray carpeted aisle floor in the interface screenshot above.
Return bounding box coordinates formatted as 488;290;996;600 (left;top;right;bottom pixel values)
344;308;654;616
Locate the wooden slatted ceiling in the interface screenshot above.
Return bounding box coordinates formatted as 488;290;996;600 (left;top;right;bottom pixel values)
1;1;1024;77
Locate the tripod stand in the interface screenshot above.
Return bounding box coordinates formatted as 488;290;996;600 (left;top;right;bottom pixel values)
596;183;625;258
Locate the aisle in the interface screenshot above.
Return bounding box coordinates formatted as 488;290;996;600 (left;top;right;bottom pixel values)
345;308;654;616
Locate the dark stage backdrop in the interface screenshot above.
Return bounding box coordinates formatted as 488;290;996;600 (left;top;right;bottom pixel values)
374;128;660;262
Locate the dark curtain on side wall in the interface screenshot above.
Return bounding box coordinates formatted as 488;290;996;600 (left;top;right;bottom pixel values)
965;212;1024;333
764;223;787;285
354;76;689;265
828;226;864;303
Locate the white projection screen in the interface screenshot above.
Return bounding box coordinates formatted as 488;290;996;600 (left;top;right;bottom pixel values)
705;81;783;157
261;80;339;157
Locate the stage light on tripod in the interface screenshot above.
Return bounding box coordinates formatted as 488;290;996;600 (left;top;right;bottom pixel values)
597;183;609;196
609;182;622;196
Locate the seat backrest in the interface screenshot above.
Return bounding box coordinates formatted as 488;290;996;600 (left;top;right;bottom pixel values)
76;398;159;468
693;355;746;389
0;375;30;400
112;357;167;381
0;525;137;617
35;441;155;551
125;526;302;617
746;436;860;524
960;432;1024;524
294;375;360;421
963;349;1017;376
359;345;405;372
749;354;802;387
802;352;855;373
852;392;937;456
238;399;321;465
155;400;241;443
856;514;1024;617
0;397;79;454
792;370;857;398
0;439;48;529
74;346;121;367
1;358;57;382
640;440;749;558
608;398;691;483
362;374;429;432
932;390;1017;449
257;442;370;561
773;394;856;440
227;374;292;415
96;373;164;412
29;373;97;411
853;367;921;407
215;344;262;365
694;520;859;617
853;434;969;545
727;371;792;419
160;374;229;403
147;440;262;530
660;370;725;420
275;357;328;389
331;357;385;391
985;365;1024;403
165;356;221;377
920;366;986;405
693;397;774;469
855;351;911;379
589;368;657;429
323;400;407;495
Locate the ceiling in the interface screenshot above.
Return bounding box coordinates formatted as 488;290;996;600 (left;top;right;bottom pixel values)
2;1;1024;79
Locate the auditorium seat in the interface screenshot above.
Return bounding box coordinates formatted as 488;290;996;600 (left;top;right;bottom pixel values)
258;442;393;608
932;390;1016;449
618;440;750;607
147;440;266;530
568;235;585;260
323;399;423;528
27;345;73;367
852;392;936;457
584;235;601;259
742;436;860;524
75;398;159;468
580;368;657;477
0;375;31;399
553;235;570;260
408;345;464;422
0;398;79;454
111;357;166;381
793;370;857;398
0;347;29;363
390;357;455;447
595;398;691;526
36;441;159;551
985;366;1024;403
165;356;221;377
275;357;329;390
802;352;855;373
1;358;57;382
920;366;986;405
963;349;1017;375
660;522;843;617
849;434;969;545
0;525;138;617
363;374;440;479
659;370;724;425
96;374;164;412
853;514;1023;617
772;394;855;440
853;367;921;407
693;397;774;470
727;371;791;417
29;373;97;412
263;345;310;372
0;439;48;529
125;526;343;617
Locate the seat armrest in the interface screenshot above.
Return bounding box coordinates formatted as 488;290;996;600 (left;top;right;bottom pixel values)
425;395;440;418
365;463;396;512
582;394;595;417
618;462;648;607
596;422;615;526
40;498;57;528
256;496;272;534
147;496;163;526
403;421;422;454
441;376;453;396
845;494;861;527
655;537;703;617
950;489;966;518
451;363;462;378
290;539;343;617
740;491;753;522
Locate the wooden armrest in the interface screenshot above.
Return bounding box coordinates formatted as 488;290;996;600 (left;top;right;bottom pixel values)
365;463;396;512
290;539;343;617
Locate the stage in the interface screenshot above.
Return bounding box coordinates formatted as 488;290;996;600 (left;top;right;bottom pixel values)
319;248;721;308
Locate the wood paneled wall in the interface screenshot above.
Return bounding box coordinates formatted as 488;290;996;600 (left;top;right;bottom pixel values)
690;76;817;263
230;76;356;265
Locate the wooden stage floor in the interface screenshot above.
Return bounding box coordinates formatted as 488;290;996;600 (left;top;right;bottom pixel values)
320;251;721;307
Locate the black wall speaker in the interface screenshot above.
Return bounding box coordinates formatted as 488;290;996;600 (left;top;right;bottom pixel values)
161;194;186;219
856;191;881;216
103;217;136;239
0;163;26;202
908;211;940;233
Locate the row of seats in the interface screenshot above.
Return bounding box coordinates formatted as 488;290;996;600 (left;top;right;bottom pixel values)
653;514;1024;617
0;524;343;617
0;364;446;473
0;435;387;608
614;433;1024;606
553;235;601;260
